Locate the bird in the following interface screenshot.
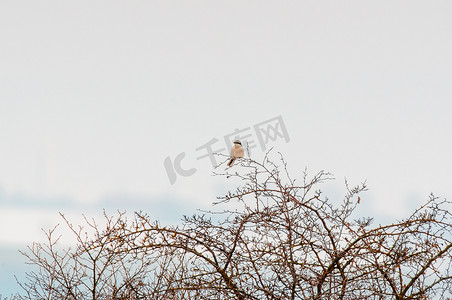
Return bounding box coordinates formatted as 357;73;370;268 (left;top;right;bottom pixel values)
227;140;244;167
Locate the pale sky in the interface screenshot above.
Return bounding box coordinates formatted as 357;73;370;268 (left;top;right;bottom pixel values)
1;1;451;295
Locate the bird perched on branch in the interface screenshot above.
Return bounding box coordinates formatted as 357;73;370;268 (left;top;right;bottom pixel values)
227;140;244;167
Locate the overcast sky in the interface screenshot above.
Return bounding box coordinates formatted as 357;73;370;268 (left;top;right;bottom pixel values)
1;1;451;295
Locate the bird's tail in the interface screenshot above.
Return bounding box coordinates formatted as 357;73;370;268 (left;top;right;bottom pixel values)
227;158;235;167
